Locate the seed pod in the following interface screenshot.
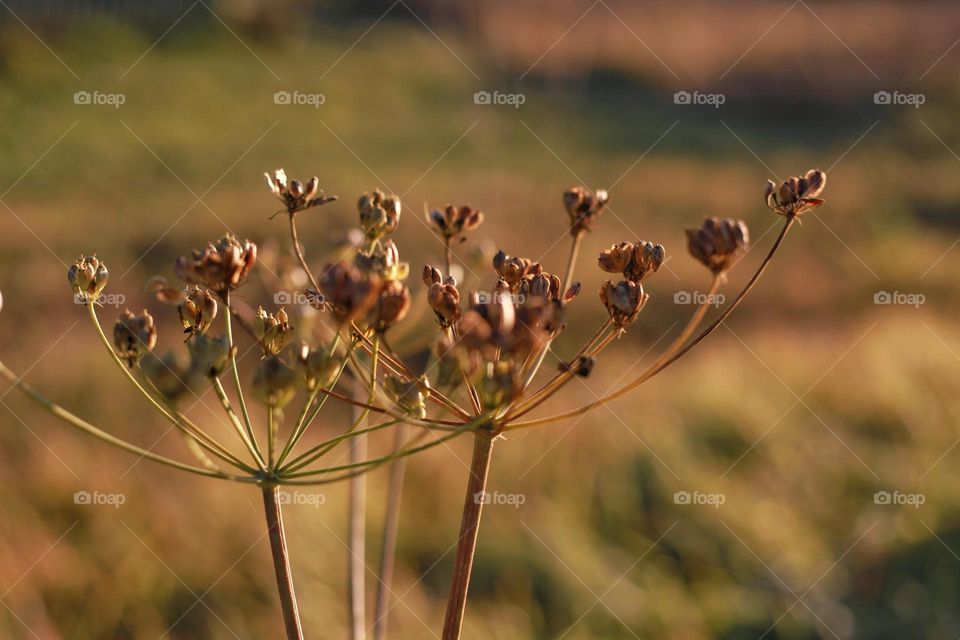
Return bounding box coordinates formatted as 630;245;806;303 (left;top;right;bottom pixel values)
175;234;257;294
764;169;827;217
599;280;649;327
598;242;634;274
368;280;411;332
559;355;595;377
68;255;109;303
317;261;383;324
563;186;608;236
178;286;218;337
113;309;157;367
295;343;340;391
252;355;297;408
426;276;461;328
265;168;336;215
493;251;537;290
426;204;484;241
626;241;665;283
384;375;427;419
254;306;295;356
188;333;233;377
685;217;750;275
358;189;401;240
355;240;409;281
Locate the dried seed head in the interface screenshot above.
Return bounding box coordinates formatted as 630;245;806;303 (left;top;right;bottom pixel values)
599;280;649;327
254;306;295;356
141;350;198;403
384;375;427;419
426;205;484;241
68;255;109;303
354;240;409;281
764;169;827;217
187;333;233;377
113;309;157;367
358;189;401;240
175;234;257;294
563;186;608;236
425;268;461;328
685;217;750;275
295;342;339;391
367;280;411;332
317;261;382;324
265;169;336;216
493;250;539;290
178;286;218;337
598;241;665;282
252;355;297;408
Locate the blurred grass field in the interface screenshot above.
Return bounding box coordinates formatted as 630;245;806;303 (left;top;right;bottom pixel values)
2;2;960;638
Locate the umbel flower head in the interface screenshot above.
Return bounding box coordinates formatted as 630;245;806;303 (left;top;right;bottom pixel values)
423;265;461;328
492;251;539;291
317;261;382;324
764;169;827;217
254;307;295;356
686;217;750;275
598;241;665;283
68;255;109;303
564;186;608;236
113;309;157;367
265;169;337;217
178;286;218;337
176;234;257;294
358;189;401;240
427;205;484;242
599;280;649;327
354;240;409;282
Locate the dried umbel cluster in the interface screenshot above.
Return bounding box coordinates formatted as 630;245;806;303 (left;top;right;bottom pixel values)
0;163;827;640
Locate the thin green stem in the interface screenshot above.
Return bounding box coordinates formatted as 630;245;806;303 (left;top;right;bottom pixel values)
223;291;262;461
211;376;267;470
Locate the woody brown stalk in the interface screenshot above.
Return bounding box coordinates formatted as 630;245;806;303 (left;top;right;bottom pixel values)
262;485;304;640
442;431;495;640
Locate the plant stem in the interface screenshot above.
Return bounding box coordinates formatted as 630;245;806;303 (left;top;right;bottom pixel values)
348;392;367;640
372;422;409;640
562;230;585;293
223;291;262;461
441;431;495;640
262;485;304;640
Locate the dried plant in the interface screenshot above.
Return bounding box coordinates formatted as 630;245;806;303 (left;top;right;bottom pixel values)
0;166;825;639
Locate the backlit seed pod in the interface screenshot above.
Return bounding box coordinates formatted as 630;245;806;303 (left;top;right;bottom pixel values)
252;356;297;408
141;350;198;403
113;309;157;367
178;286;218;337
68;255;109;302
188;333;233;377
426;274;461;328
422;265;442;286
426;205;484;241
368;280;411;332
598;242;634;274
254;307;295;356
493;251;538;290
685;217;750;275
563;282;582;303
358;189;401;240
295;343;339;391
317;261;383;324
518;272;564;303
384;375;427;419
354;240;409;281
626;241;665;283
264;168;336;216
599;280;649;327
559;355;595;378
563;186;608;236
175;234;257;294
764;169;827;217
